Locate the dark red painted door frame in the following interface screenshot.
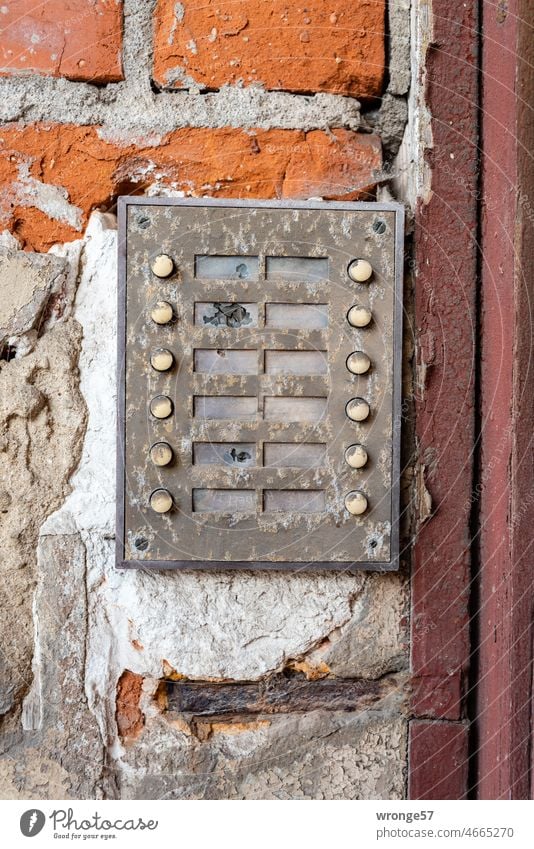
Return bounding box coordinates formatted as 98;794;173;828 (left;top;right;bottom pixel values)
409;0;479;799
409;0;534;800
476;0;534;800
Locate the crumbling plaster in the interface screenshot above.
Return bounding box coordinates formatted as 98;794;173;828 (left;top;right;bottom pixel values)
0;211;408;796
0;0;414;800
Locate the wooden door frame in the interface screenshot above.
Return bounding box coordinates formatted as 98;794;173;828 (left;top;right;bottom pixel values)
408;0;534;800
476;0;534;800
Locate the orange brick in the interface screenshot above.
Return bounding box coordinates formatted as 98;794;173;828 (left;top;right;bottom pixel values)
0;0;123;83
0;123;382;251
153;0;385;97
116;670;145;741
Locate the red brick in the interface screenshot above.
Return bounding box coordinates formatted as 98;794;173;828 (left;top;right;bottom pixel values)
153;0;385;97
116;670;145;741
0;0;123;83
0;123;382;251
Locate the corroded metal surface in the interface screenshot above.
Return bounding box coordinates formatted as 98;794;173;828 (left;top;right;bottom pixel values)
117;198;403;569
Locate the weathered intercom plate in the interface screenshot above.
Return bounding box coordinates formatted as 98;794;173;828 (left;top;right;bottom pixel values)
117;198;404;570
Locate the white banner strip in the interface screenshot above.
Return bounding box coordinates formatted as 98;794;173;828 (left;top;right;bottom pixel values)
1;799;532;848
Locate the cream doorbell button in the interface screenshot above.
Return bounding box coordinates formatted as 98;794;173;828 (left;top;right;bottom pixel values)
346;398;370;421
346;351;371;375
345;444;368;469
150;488;173;514
150;301;174;325
150;395;173;419
348;259;373;283
344;491;368;515
150;348;174;372
347;305;372;327
151;254;174;278
150;442;173;467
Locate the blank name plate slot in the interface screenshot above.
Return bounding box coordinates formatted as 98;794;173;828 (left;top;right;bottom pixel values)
263;490;326;512
266;303;328;329
193;489;255;512
195;349;258;374
118;198;403;569
264;443;326;468
194;396;257;420
195;256;259;280
265;350;328;375
264;396;327;422
266;256;328;282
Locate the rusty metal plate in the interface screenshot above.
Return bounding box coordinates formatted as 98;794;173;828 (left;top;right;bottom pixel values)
117;198;404;570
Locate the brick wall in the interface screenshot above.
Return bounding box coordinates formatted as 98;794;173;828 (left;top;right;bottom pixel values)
0;0;410;250
0;0;411;800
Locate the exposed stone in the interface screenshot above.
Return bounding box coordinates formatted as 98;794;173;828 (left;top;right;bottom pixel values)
0;0;123;83
0;250;68;354
0;124;382;250
5;533;106;799
0;314;86;724
153;0;385;97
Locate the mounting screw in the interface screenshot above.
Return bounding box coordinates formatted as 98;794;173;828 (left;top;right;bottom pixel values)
373;219;387;235
134;536;149;551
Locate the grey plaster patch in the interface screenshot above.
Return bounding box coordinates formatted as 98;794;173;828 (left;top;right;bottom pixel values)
117;700;408;799
0;250;67;352
13;534;105;799
304;572;409;679
5;160;83;230
388;0;412;96
368;93;409;158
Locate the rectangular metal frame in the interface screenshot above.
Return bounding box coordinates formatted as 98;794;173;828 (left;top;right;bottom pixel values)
116;197;404;571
